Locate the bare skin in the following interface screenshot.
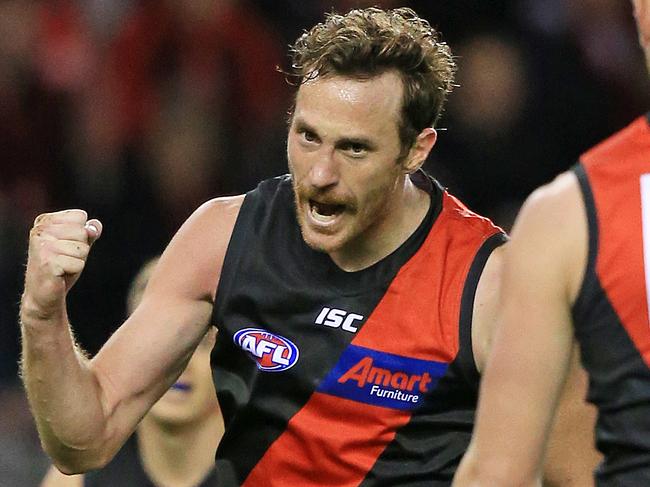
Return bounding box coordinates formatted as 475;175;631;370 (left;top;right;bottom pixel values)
22;71;596;482
635;0;650;68
41;338;223;487
21;198;240;473
287;72;436;271
40;260;224;487
41;264;224;487
470;233;599;487
453;173;601;487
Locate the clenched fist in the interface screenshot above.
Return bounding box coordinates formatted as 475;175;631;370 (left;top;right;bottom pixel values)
22;210;102;321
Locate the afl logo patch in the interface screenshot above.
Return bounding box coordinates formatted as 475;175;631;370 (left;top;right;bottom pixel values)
234;328;299;372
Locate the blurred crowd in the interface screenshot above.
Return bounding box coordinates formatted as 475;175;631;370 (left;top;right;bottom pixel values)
1;0;648;484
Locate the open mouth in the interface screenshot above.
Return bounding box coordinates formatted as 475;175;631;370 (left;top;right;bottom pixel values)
309;199;345;223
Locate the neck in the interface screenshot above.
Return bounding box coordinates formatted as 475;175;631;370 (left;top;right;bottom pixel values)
137;410;224;487
331;173;430;272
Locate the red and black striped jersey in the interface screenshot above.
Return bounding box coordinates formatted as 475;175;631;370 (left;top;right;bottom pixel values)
574;113;650;486
210;171;505;486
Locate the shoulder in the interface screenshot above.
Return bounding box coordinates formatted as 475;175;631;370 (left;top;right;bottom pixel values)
149;195;245;302
522;171;583;223
184;194;246;230
254;174;292;196
514;172;587;296
167;194;245;265
521;171;587;298
508;171;586;266
441;190;504;237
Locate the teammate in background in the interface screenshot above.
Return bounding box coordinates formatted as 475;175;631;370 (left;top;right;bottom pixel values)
453;1;650;485
21;7;597;485
40;258;223;487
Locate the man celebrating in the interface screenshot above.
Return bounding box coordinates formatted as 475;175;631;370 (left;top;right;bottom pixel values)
21;7;594;486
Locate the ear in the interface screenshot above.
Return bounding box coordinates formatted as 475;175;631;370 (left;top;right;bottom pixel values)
402;128;437;173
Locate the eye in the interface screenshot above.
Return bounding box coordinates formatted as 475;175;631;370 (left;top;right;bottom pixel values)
341;142;368;157
299;129;318;143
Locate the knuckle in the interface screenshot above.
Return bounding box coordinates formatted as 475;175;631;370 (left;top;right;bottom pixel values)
76;243;90;258
30;222;43;236
70;223;87;238
51;256;72;275
69;258;85;274
33;213;48;226
66;209;88;221
30;222;54;241
79;227;90;242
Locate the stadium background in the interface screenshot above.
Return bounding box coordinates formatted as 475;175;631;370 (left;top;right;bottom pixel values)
0;0;647;484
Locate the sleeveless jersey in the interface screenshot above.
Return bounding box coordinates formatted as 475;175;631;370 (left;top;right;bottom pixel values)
83;434;218;486
573;113;650;486
211;171;506;486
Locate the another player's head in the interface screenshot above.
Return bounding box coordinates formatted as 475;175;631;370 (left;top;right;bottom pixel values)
286;7;455;256
127;258;220;426
126;258;158;315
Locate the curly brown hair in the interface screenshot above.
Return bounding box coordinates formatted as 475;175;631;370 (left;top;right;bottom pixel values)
288;7;456;154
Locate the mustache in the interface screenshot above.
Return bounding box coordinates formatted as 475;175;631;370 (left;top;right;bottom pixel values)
296;186;354;208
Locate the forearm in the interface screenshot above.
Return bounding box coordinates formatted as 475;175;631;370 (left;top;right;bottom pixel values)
20;299;110;473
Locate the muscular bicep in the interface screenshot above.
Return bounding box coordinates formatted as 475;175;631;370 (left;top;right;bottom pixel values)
86;196;242;457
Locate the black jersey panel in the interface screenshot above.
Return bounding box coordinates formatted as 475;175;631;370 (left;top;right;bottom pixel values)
573;162;598;301
573;275;650;485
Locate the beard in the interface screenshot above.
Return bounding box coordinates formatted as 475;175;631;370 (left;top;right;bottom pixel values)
290;173;400;257
290;179;354;253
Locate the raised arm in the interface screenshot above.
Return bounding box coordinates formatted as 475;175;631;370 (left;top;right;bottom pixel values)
21;196;243;473
457;172;597;486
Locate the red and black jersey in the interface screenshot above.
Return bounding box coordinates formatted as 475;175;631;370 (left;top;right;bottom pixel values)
573;113;650;486
210;171;505;486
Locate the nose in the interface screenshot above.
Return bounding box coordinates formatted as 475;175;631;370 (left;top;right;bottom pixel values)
308;149;339;189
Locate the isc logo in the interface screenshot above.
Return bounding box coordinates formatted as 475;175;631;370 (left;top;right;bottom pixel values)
233;328;299;372
315;307;364;333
